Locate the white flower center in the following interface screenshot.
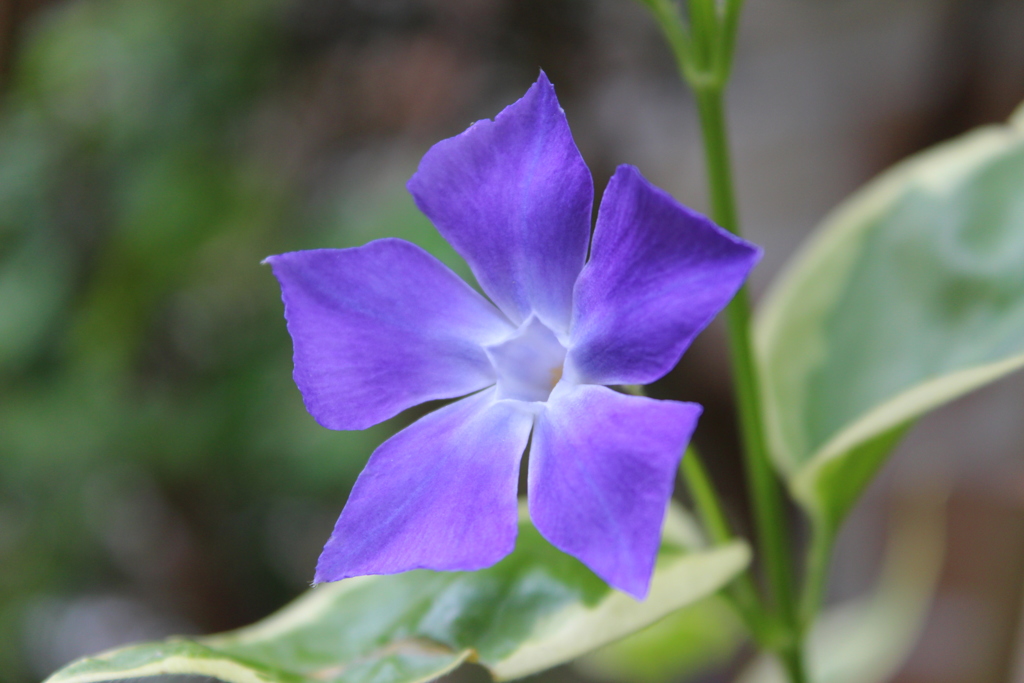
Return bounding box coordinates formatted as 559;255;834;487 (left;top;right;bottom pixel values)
485;316;568;402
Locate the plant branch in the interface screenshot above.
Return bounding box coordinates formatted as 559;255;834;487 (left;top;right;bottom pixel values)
692;74;804;683
717;0;746;78
681;447;776;647
799;519;835;627
637;2;808;679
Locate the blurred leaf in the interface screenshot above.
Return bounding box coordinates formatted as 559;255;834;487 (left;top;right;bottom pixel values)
0;0;303;677
44;505;750;683
575;594;744;683
0;233;73;372
737;490;946;683
755;103;1024;531
16;0;275;148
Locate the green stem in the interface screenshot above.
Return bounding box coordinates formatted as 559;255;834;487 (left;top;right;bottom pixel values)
638;2;809;680
639;0;696;82
799;520;835;627
686;0;719;68
717;0;746;77
681;448;732;543
693;81;805;680
681;448;775;647
780;647;809;683
691;88;736;229
693;82;796;621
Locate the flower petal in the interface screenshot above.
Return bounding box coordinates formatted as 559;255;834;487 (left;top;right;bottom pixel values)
315;388;534;581
529;383;701;598
407;72;592;335
566;165;761;385
266;239;513;431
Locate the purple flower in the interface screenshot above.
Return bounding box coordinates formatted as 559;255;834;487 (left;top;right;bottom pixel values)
265;73;760;599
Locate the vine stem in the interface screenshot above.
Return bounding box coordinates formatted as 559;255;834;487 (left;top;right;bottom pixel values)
637;1;809;679
692;86;795;616
693;83;806;683
681;448;774;647
800;519;835;627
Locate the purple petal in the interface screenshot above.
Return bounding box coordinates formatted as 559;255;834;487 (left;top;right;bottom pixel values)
315;388;534;581
566;165;760;386
529;384;701;598
266;239;513;431
407;72;592;334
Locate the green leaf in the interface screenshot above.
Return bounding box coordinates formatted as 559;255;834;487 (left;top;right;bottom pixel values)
737;491;945;683
755;103;1024;529
0;233;73;372
44;505;750;683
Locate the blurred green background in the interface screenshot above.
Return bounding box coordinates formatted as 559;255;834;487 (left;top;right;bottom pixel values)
1;1;1023;682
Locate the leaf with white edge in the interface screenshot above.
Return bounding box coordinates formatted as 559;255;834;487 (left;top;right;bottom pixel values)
755;102;1024;532
44;504;750;683
38;640;308;683
736;490;946;683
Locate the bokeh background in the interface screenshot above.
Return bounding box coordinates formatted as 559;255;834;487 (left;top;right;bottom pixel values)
1;0;1023;682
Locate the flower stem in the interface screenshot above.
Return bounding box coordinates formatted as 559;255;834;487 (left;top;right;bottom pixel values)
681;447;732;543
780;647;809;683
799;520;835;627
635;1;809;680
692;83;795;616
692;71;807;683
681;448;775;646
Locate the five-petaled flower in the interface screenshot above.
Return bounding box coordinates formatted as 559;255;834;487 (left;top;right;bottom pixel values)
265;73;760;599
